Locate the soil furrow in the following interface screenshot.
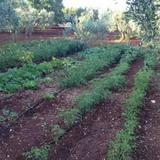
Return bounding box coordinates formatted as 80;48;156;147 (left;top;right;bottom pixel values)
133;68;160;160
0;64;116;160
48;59;143;160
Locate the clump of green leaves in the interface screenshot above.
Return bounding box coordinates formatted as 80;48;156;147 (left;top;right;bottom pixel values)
0;39;85;71
23;81;38;90
24;145;50;160
0;109;18;124
42;92;55;101
144;48;158;69
126;0;159;43
59;108;81;127
50;124;65;143
0;58;63;93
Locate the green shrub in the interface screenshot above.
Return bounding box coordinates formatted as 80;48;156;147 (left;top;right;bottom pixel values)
77;89;111;115
50;124;65;143
42;92;55;101
23;81;38;90
0;39;85;71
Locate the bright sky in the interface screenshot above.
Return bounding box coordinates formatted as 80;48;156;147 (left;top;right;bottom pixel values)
63;0;127;13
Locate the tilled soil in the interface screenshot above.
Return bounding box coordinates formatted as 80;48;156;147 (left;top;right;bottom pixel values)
0;65;114;160
0;84;87;160
48;60;143;160
133;71;160;160
0;83;59;113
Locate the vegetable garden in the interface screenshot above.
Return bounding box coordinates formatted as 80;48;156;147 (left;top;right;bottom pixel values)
0;0;160;160
0;40;159;160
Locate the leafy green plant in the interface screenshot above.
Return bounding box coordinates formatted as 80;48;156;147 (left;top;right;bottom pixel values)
0;39;85;71
0;58;63;93
24;145;50;160
50;124;65;143
0;109;18;124
42;92;55;101
107;49;158;159
59;108;81;127
144;48;158;69
23;81;38;90
0;115;5;124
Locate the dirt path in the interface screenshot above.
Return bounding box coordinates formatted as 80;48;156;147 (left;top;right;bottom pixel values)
133;68;160;160
48;60;143;160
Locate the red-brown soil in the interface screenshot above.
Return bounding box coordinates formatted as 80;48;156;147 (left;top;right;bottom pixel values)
0;63;116;160
133;66;160;160
0;30;141;47
48;60;143;160
0;27;65;45
0;59;143;160
0;84;87;160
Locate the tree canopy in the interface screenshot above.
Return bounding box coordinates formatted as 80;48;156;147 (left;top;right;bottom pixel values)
28;0;64;24
126;0;160;42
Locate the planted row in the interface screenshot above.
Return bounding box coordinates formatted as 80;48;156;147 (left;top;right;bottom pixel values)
0;39;85;71
75;48;140;116
107;69;153;160
58;47;140;129
107;51;157;160
0;58;63;93
60;45;133;88
23;46;141;160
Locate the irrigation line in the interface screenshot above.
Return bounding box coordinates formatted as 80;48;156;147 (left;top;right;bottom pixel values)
0;62;120;136
0;89;64;136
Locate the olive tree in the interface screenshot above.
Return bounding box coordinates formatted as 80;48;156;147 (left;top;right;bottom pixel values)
73;10;107;45
126;0;160;43
0;0;20;41
28;0;64;24
16;6;38;38
15;0;55;39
